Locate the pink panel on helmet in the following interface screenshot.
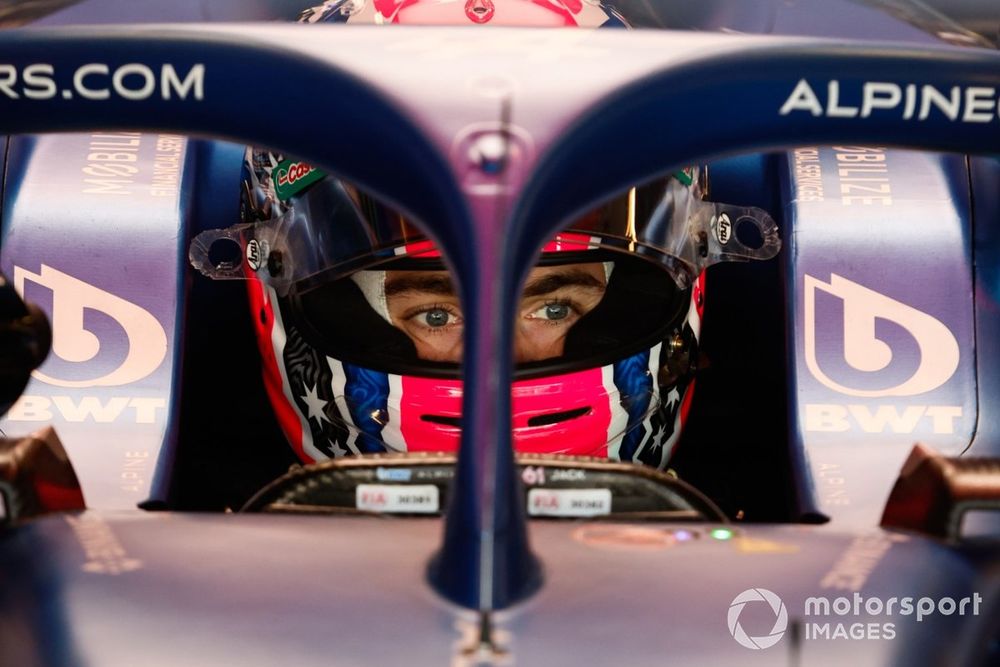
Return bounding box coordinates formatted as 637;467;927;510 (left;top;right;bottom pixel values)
398;375;463;452
373;0;582;26
398;367;613;457
511;367;613;457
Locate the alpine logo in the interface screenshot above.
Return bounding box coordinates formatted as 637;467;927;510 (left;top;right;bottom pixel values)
780;79;1000;123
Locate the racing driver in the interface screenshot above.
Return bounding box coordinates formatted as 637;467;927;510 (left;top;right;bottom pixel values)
189;0;781;472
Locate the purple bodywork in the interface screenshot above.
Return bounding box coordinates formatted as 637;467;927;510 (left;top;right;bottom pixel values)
0;1;997;664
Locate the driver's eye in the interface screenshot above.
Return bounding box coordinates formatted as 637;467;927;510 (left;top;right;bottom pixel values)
423;308;452;327
537;302;571;321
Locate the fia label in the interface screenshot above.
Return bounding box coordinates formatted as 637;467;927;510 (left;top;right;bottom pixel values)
527;488;612;518
356;484;439;514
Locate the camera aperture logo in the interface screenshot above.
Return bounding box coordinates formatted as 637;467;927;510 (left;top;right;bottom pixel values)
728;588;983;648
728;588;788;649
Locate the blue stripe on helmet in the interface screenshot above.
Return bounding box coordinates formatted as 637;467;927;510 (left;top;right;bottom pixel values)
343;363;390;453
612;348;654;462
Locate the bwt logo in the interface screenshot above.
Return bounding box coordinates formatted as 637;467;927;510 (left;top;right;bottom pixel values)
14;264;167;387
728;588;788;650
804;273;959;397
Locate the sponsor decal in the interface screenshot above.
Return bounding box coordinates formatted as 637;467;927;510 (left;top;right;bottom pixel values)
65;513;142;575
804;403;962;434
715;212;732;245
816;462;849;507
356;484;439;513
79;132;186;197
0;63;204;101
780;79;999;123
820;532;908;591
375;467;413;482
246;239;266;271
13;265;167;388
673;168;694;186
272;159;324;201
793;147;825;202
120;450;150;493
804;273;959;397
832;146;891;206
6;395;165;424
527;488;611;517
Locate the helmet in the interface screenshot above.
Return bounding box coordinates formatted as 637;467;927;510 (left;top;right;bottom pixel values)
192;160;778;467
188;0;780;469
298;0;629;27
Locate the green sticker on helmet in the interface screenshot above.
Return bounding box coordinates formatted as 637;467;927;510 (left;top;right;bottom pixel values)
272;159;325;200
672;168;694;186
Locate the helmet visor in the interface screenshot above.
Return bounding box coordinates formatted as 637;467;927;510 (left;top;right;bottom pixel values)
190;167;779;377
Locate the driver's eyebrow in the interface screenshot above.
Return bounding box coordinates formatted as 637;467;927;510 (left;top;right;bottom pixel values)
384;274;455;297
522;269;606;298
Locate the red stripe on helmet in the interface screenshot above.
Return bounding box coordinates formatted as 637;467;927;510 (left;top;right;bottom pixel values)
246;280;307;461
540;231;598;253
693;271;706;320
399;238;441;258
530;0;577;25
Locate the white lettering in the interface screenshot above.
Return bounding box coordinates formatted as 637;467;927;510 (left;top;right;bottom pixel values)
847;404;923;433
6;394;53;421
780;80;997;123
52;396;129;423
805;403;851;432
74;63;110;100
827;80;858;118
6;394;165;423
0;64;18;99
22;63;56;100
860;82;901;118
161;64;205;101
111;64;156;101
805;404;962;434
963;87;996;122
919;85;960;121
780;79;823;116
